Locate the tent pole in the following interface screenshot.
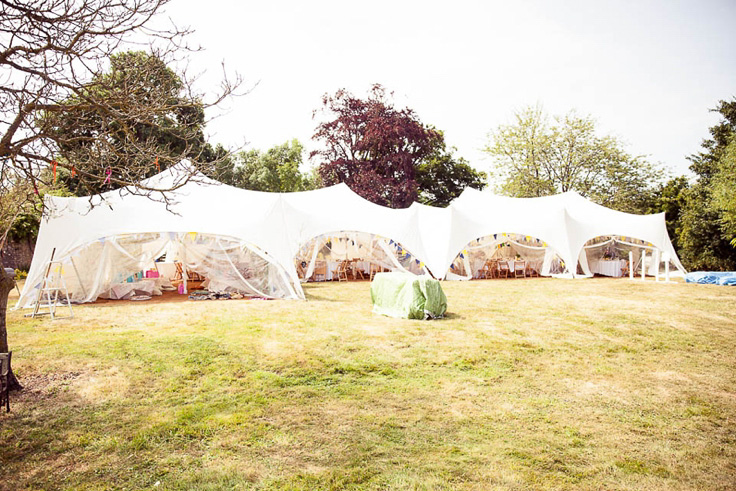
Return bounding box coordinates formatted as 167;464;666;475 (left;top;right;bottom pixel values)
641;250;646;281
628;251;634;280
654;249;661;282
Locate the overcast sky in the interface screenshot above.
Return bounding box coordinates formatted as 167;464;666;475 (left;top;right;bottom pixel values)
170;0;735;178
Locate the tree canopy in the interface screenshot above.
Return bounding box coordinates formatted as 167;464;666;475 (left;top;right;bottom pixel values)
218;140;318;193
40;51;212;195
0;0;238;203
484;106;663;213
311;85;485;208
415;135;486;207
676;99;736;270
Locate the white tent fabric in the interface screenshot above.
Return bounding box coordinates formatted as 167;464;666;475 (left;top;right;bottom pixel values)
17;164;685;307
449;188;685;276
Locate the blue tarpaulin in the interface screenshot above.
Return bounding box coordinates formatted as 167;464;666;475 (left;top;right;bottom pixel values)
684;271;736;285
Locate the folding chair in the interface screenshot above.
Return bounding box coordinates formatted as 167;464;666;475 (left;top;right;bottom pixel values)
514;260;526;278
312;261;327;282
336;261;349;282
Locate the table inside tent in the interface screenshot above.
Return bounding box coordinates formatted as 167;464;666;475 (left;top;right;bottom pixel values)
589;259;628;277
324;260;373;280
105;278;166;300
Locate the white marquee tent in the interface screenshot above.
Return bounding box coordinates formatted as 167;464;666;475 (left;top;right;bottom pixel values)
16;165;685;307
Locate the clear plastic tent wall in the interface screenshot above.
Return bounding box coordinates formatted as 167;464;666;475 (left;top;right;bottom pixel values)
17;164;686;308
582;236;681;277
295;231;427;281
34;232;293;304
449;234;567;279
17;166;305;307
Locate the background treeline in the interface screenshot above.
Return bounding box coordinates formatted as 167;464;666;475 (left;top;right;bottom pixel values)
6;50;735;271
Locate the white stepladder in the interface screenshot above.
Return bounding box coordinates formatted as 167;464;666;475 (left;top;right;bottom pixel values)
27;248;74;320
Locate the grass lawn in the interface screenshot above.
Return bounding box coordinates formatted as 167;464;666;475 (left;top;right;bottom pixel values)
2;278;736;490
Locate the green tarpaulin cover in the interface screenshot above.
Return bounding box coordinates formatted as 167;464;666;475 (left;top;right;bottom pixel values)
370;272;447;320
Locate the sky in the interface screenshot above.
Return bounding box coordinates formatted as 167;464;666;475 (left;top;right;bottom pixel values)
167;0;736;178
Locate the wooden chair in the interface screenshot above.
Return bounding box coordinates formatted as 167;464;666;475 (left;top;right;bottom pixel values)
173;263;205;289
477;260;491;279
312;261;327;282
351;260;366;280
369;263;383;281
621;260;630;277
0;352;11;412
487;259;500;279
526;261;540;277
497;260;510;278
336;260;349;282
514;260;526;278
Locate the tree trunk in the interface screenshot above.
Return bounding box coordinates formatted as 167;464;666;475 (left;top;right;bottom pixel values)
0;266;23;391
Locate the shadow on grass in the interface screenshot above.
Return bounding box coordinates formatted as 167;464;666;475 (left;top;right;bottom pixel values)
303;291;341;302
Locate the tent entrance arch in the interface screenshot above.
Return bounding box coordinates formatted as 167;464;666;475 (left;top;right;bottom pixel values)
17;231;302;307
581;235;677;278
295;231;429;282
447;233;569;280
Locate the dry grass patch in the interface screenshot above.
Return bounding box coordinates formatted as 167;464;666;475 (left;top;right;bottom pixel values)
1;278;735;490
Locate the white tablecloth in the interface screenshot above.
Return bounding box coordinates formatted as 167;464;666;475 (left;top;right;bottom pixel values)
590;259;627;277
107;279;163;300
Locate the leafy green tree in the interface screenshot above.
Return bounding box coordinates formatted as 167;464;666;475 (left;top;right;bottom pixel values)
42;51;212;196
484;105;663;213
678;99;736;270
711;135;736;242
223;140;317;192
643;176;689;252
416;135;486;207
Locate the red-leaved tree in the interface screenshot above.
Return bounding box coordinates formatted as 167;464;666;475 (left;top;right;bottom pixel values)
311;85;440;208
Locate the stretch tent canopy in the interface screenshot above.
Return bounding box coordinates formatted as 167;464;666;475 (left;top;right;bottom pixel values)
17;164;685;306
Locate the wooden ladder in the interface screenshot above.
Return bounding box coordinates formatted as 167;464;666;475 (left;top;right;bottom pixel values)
28;248;74;320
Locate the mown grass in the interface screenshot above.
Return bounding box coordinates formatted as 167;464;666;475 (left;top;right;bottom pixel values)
2;278;735;490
